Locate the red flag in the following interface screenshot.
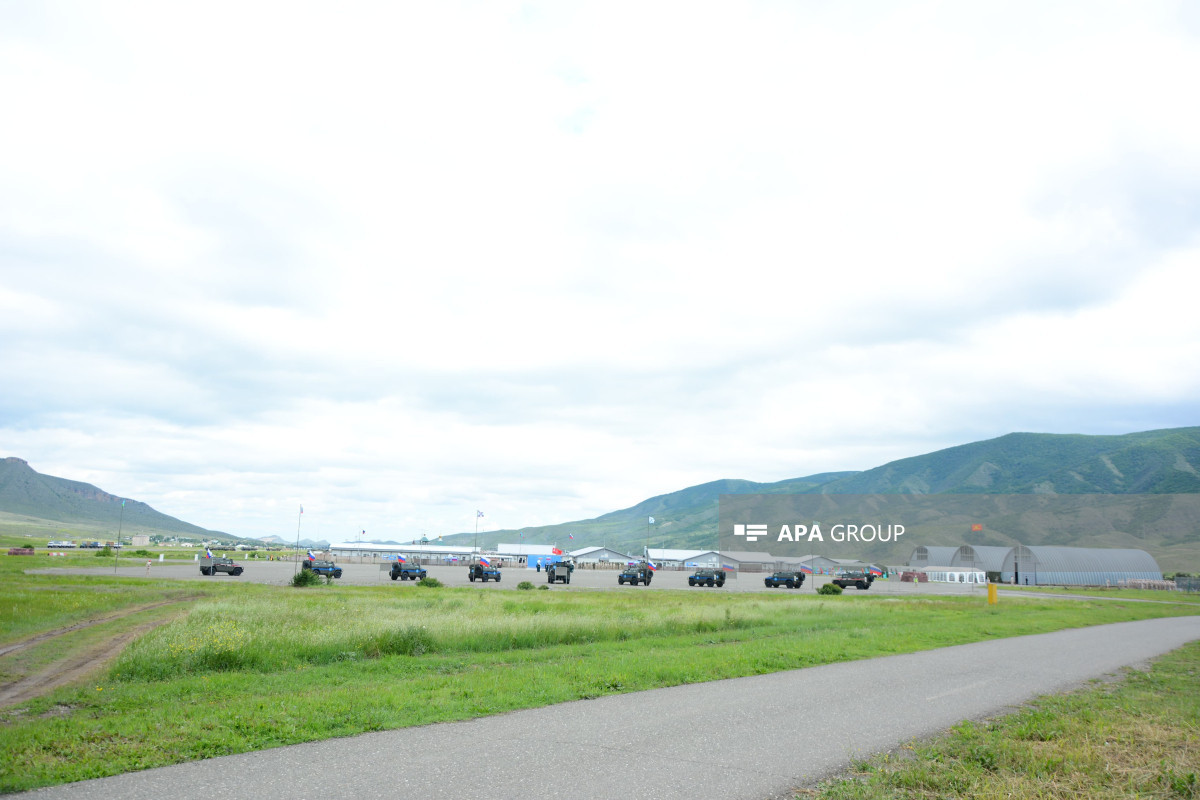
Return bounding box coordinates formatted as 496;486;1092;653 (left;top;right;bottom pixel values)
551;547;563;555
971;523;983;531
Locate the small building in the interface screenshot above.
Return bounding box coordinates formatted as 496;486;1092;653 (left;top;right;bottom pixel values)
570;546;636;564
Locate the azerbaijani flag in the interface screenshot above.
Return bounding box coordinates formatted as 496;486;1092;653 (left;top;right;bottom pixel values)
479;556;491;567
396;554;407;563
799;563;814;574
868;566;883;576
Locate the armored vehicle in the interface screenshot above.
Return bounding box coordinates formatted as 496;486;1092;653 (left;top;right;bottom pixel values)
618;563;654;586
546;560;573;584
468;562;501;582
200;557;244;576
390;561;427;581
688;568;726;587
763;571;806;588
831;571;876;590
302;559;343;579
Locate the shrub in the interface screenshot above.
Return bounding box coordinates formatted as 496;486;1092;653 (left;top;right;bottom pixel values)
291;569;324;587
517;581;535;591
538;584;549;590
818;583;843;595
417;577;443;589
95;547;112;557
131;549;153;557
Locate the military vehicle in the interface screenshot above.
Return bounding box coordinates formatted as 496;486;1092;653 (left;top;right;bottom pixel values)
688;568;726;587
763;571;806;588
200;557;244;576
546;560;573;584
468;562;502;582
389;560;427;581
618;562;654;586
302;559;343;579
831;571;876;590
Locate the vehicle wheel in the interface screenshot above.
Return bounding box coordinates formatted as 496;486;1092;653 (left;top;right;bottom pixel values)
707;580;715;587
618;577;624;585
857;581;866;590
391;574;398;580
469;574;475;582
496;574;500;582
688;578;695;586
233;568;243;576
564;575;570;584
785;580;794;588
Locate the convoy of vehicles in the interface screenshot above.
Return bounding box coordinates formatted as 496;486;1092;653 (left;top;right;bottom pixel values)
688;568;726;587
200;557;244;576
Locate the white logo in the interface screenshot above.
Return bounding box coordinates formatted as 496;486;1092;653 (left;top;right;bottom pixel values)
733;523;768;543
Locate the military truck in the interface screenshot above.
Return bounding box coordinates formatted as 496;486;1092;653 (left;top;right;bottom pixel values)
302;559;343;579
763;571;806;588
831;571;876;590
688;568;726;587
546;560;573;584
389;560;427;581
468;562;501;582
200;557;243;576
618;562;654;586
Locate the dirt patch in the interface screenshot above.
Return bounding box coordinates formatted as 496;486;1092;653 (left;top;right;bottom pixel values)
0;599;193;710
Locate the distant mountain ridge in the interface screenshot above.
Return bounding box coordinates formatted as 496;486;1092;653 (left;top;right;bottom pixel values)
0;456;235;541
452;427;1200;569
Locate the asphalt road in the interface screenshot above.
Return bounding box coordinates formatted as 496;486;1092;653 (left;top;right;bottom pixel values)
19;616;1200;800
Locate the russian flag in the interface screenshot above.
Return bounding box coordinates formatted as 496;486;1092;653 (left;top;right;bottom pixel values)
722;564;735;571
396;554;407;563
868;566;883;576
647;562;657;571
479;556;491;567
307;550;315;561
799;563;813;574
206;548;213;559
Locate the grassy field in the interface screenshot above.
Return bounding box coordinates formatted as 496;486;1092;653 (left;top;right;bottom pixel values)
808;640;1200;799
1;553;1198;793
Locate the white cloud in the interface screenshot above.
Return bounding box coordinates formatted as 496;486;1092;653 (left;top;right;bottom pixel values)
2;1;1198;538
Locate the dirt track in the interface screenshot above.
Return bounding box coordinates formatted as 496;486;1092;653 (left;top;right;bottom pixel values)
0;600;191;710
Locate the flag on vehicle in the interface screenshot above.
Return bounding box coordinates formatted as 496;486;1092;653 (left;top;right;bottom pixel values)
647;562;657;571
396;554;407;563
206;548;213;559
722;564;735;571
868;566;883;576
307;550;316;561
479;556;491;567
799;563;814;574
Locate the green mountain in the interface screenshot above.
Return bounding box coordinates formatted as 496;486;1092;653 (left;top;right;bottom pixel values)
453;427;1200;570
0;456;233;543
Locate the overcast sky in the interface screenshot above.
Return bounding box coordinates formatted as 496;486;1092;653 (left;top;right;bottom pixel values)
2;1;1198;542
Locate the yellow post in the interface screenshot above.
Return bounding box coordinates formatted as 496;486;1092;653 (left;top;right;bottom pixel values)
987;582;998;605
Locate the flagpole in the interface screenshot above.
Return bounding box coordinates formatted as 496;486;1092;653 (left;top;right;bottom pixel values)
295;505;303;575
114;499;125;574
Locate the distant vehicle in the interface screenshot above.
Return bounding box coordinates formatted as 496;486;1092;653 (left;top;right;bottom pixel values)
302;559;343;579
688;568;726;588
764;571;806;589
390;561;427;581
831;571;876;590
618;563;654;586
468;562;501;582
46;541;76;548
546;560;574;584
200;557;244;576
